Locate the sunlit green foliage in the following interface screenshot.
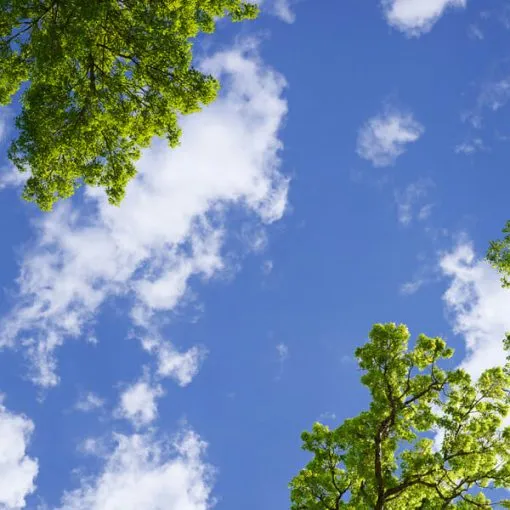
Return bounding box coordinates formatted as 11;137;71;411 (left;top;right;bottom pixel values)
290;323;510;509
0;0;258;210
488;221;510;288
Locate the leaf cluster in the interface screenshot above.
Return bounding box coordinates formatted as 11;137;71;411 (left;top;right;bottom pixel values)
290;323;510;509
488;221;510;288
0;0;258;210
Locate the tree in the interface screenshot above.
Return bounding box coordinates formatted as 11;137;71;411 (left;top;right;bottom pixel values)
290;323;510;509
0;0;258;211
488;221;510;288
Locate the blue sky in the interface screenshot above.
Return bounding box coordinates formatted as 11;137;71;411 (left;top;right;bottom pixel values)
1;0;510;509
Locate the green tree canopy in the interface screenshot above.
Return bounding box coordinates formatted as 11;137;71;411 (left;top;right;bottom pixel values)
0;0;258;210
290;323;510;509
488;221;510;288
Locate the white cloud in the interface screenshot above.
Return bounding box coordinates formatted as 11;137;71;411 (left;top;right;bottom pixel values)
240;223;268;253
276;343;289;362
454;138;486;155
274;342;289;381
464;76;510;129
117;380;164;428
0;164;29;191
0;107;14;142
0;111;28;191
0;396;38;509
56;430;213;510
75;393;105;413
467;24;484;40
261;259;273;275
382;0;467;36
0;41;289;387
140;336;206;387
272;0;296;23
439;241;510;378
255;0;296;23
479;78;510;112
400;278;425;295
394;179;433;226
357;108;424;167
318;411;337;423
79;438;106;457
418;203;433;221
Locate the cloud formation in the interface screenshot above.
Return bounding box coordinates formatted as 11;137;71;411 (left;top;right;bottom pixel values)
256;0;296;23
382;0;467;36
117;379;164;428
454;138;486;155
75;393;105;413
56;430;213;510
0;42;289;387
440;241;510;378
0;396;38;509
276;343;289;362
357;108;424;167
140;335;207;387
464;74;510;129
272;0;296;23
400;278;426;295
395;179;434;226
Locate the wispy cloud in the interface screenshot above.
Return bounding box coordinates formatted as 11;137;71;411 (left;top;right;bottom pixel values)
273;0;296;23
464;72;510;129
0;395;38;509
274;342;289;381
75;393;105;413
400;278;426;295
0;164;28;191
318;411;337;423
382;0;467;37
357;107;424;167
276;343;289;362
467;24;484;40
439;240;510;378
256;0;296;23
0;42;289;387
261;259;274;275
0;111;29;191
394;179;434;226
479;4;510;31
454;137;486;155
56;429;213;510
478;79;510;113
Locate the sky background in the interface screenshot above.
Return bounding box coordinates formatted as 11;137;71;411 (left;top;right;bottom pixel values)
2;0;510;509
